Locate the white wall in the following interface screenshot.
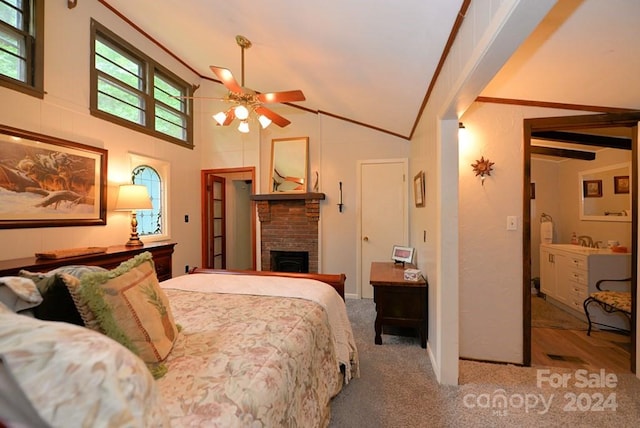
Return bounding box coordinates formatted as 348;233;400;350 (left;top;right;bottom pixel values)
410;0;557;384
0;1;203;275
459;101;636;365
0;1;409;299
317;115;409;296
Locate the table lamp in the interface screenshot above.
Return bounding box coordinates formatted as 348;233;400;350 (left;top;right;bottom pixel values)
115;184;152;247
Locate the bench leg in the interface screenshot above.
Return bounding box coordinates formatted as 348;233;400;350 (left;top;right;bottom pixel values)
583;297;596;336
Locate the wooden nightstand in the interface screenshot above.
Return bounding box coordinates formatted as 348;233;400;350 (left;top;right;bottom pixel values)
369;261;428;348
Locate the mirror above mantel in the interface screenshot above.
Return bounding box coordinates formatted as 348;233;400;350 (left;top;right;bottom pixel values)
270;137;309;193
579;162;631;222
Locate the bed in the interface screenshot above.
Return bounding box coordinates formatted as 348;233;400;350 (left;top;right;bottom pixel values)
0;252;359;427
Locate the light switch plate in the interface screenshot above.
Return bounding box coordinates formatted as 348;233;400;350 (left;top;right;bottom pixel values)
507;216;518;230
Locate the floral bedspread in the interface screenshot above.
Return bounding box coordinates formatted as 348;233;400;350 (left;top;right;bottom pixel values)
157;288;344;427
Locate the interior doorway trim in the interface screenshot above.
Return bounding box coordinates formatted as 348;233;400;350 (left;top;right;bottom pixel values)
201;167;257;270
523;111;640;372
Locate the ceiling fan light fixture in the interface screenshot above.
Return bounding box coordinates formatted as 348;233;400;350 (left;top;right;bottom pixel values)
213;111;227;125
234;105;249;120
258;114;272;129
238;120;250;133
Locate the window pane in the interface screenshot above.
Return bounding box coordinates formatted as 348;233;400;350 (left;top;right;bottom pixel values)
0;1;23;30
132;165;163;236
95;39;143;90
154;74;184;110
155;104;186;139
98;77;145;124
0;28;25;80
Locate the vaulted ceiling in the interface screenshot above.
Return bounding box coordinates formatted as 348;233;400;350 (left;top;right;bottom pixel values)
102;0;640;139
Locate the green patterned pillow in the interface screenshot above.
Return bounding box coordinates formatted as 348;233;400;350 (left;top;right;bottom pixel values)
74;252;179;378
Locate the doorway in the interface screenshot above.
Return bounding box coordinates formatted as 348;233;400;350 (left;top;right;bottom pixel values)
523;112;640;373
201;167;256;270
358;159;408;298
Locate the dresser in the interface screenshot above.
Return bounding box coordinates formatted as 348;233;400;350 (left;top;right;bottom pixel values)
369;261;428;348
0;242;176;281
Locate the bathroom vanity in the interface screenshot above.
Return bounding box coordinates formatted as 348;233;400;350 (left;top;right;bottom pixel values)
539;243;632;330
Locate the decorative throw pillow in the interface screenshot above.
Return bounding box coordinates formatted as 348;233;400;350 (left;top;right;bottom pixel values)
75;252;178;375
0;277;42;313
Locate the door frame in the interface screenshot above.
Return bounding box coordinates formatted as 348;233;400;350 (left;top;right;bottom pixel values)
201;167;256;270
356;158;409;298
523;112;640;372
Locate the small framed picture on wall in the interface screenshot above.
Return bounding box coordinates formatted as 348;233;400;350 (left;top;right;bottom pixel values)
614;176;630;194
583;179;602;198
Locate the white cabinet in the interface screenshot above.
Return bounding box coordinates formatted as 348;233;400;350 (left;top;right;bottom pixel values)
539;244;631;329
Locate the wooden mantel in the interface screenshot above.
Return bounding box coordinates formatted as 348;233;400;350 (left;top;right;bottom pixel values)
250;192;325;201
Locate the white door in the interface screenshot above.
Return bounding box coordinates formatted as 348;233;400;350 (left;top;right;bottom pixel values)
359;159;408;298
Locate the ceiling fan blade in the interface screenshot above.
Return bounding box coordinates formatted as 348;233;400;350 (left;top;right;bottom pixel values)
210;65;243;94
255;106;291;127
257;90;306;104
222;109;236;126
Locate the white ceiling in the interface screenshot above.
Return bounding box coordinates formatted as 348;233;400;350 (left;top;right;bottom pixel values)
103;0;640;139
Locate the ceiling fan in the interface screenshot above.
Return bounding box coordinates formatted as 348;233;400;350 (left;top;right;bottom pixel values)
207;35;306;133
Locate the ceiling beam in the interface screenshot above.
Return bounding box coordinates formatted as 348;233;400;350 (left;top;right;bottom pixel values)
531;130;631;150
531;145;596;160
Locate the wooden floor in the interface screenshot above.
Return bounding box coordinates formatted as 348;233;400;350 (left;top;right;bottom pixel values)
531;296;632;373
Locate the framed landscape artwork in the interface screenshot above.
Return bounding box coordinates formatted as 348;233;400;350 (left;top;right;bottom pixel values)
0;125;108;229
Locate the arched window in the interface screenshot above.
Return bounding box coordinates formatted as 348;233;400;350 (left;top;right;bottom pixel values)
132;165;162;236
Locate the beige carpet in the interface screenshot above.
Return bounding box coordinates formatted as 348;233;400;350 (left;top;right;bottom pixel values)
330;298;640;427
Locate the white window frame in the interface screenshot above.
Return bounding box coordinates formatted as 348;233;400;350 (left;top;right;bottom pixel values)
129;153;170;242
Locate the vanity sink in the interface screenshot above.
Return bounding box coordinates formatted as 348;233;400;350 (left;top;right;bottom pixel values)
543;244;620;255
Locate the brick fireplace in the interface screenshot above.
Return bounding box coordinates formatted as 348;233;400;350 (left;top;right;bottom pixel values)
251;193;325;273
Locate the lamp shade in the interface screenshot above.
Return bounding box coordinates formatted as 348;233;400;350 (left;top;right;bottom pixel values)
115;184;152;211
237;120;250;133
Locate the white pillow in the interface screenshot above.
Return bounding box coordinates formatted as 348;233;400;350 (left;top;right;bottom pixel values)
0;308;169;427
0;277;42;313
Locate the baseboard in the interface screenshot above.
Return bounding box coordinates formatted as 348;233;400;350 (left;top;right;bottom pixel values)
459;356;524;367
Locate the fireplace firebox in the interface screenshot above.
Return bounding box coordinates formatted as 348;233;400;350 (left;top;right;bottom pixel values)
270;250;309;273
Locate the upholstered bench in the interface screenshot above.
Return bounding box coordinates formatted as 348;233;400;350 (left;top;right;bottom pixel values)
583;278;632;336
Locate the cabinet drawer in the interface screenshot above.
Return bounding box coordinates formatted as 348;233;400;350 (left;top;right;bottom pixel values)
567;296;585;313
565;269;587;286
153;254;173;281
567;283;587;311
568;256;587;270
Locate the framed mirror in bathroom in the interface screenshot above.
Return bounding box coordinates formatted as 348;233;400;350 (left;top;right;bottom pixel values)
269;137;308;193
579;162;631;222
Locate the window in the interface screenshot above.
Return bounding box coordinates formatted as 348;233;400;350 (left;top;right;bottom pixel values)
129;153;170;241
132;165;162;236
90;19;193;147
0;0;44;97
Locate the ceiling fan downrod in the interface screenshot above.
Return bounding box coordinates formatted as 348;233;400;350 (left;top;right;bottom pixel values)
235;35;251;88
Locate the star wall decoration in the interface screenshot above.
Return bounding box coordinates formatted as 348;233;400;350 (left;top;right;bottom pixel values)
471;156;494;185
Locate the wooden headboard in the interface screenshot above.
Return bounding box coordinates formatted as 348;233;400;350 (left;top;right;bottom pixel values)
190;268;346;300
